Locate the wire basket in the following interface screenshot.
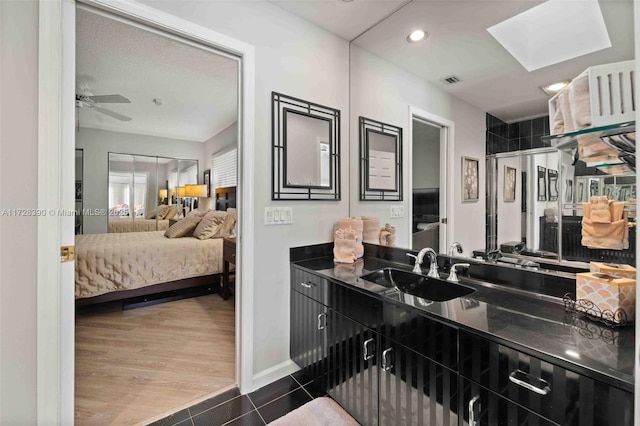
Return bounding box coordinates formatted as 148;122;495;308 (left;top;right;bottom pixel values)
563;293;629;328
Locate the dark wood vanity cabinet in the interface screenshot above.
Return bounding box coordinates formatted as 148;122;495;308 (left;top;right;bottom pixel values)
290;264;633;426
289;288;328;385
290;265;459;426
459;330;634;426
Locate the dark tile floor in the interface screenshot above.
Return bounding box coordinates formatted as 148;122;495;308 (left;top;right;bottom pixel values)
149;371;327;426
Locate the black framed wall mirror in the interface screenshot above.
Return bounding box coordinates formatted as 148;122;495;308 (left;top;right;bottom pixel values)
359;116;403;201
272;92;341;200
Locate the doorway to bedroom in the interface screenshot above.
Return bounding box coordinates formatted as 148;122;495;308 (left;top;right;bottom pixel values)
74;5;241;424
411;118;442;251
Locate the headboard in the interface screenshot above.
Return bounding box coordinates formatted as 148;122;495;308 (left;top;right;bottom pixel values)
215;186;237;211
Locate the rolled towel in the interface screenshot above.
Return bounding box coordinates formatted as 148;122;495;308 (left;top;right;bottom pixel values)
551;97;565;135
379;230;391;246
558;90;576;133
334;217;364;259
384;223;396;247
333;228;357;264
569;73;591;129
360;216;381;244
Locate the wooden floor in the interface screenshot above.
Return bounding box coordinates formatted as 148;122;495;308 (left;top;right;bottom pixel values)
75;294;235;425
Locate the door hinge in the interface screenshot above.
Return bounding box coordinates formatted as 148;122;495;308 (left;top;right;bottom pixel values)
441;218;447;224
60;246;75;262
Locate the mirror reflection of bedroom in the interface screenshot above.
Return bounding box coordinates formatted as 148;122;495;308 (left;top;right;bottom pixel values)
74;6;240;425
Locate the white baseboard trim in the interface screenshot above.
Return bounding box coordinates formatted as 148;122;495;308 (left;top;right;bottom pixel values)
250;359;300;393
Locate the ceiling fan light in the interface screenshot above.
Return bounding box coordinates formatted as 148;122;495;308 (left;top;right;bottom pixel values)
407;30;427;43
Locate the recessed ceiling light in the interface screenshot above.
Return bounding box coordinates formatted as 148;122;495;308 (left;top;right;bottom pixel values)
487;0;611;71
541;81;570;96
406;29;427;43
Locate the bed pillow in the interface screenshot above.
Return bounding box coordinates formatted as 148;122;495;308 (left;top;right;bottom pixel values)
156;205;171;220
187;208;210;218
217;212;237;238
192;210;228;239
163;205;179;220
164;216;202;238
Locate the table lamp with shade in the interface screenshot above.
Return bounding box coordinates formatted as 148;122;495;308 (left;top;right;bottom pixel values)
185;184;208;209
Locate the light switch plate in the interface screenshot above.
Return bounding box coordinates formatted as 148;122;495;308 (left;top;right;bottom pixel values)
265;207;293;225
390;205;405;218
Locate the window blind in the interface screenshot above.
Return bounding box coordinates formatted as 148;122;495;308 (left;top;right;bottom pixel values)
211;147;237;192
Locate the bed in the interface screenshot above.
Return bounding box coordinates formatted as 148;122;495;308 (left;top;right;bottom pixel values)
76;186;237;306
75;231;224;303
108;217;170;233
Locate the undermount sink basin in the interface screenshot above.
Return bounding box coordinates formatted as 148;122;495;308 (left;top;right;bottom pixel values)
361;268;476;302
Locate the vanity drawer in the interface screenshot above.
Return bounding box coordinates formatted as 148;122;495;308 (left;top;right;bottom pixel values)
459;330;634;426
291;266;329;305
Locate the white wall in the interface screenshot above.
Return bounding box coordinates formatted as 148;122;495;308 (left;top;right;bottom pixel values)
413;120;440;189
204;121;237;161
142;0;350;376
496;156;521;244
75;127;206;233
0;1;38;423
349;45;486;252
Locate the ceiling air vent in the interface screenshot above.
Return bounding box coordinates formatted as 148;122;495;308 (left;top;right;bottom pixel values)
442;75;462;84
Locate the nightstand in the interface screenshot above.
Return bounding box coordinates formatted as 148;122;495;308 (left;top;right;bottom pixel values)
222;237;236;300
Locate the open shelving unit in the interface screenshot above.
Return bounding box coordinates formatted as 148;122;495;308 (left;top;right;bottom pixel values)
542;121;635;175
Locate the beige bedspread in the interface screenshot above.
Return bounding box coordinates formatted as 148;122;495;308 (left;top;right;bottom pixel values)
108;218;170;233
75;231;223;299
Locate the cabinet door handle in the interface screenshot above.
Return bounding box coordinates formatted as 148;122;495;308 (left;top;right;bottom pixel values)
381;348;394;371
317;313;327;330
363;338;375;361
300;281;316;288
468;395;480;426
509;369;551;395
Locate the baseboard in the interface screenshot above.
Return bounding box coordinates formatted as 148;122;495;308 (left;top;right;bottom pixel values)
249;359;300;393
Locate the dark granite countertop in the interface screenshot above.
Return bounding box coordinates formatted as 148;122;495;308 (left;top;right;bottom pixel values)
290;251;635;393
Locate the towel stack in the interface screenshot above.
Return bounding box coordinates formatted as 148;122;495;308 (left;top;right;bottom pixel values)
333;217;364;263
379;223;396;247
581;196;629;250
361;216;381;244
551;73;618;163
551;73;591;134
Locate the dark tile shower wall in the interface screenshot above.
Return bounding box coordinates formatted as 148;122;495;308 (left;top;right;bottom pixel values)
486;114;551;155
485;114;552;251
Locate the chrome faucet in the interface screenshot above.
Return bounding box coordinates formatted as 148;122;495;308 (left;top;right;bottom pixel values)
448;242;463;257
406;247;439;278
447;263;470;283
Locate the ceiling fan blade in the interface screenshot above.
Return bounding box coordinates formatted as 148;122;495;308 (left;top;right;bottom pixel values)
93;105;132;121
87;94;131;104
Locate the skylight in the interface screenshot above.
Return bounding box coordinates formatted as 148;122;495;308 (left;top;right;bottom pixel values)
487;0;611;72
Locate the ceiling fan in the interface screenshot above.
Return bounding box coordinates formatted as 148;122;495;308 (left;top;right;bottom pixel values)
75;93;132;121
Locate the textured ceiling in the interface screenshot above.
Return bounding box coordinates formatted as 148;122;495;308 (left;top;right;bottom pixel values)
272;0;635;122
76;8;238;142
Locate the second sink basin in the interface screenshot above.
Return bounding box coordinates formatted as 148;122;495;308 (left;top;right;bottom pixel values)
361;268;476;302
